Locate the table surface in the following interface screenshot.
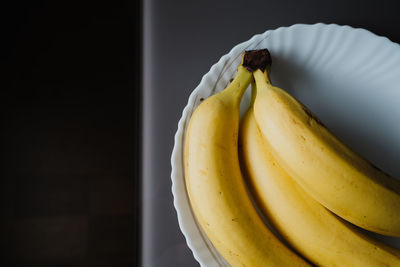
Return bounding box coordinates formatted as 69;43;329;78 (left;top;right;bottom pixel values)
141;0;400;266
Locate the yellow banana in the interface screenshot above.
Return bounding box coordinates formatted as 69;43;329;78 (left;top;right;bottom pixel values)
250;49;400;237
184;55;309;266
240;85;400;266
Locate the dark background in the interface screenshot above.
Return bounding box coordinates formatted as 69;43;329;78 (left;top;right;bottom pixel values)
2;0;400;267
1;1;140;266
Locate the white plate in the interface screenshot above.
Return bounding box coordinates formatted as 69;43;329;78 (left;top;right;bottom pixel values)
170;23;400;266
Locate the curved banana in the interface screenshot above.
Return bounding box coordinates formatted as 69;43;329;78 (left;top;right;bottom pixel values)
184;57;309;266
240;88;400;266
250;49;400;237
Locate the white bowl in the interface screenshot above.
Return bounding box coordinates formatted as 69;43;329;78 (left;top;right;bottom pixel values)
171;23;400;267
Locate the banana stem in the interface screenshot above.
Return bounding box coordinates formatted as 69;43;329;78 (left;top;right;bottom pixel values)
221;49;272;106
243;49;272;97
250;81;257;107
243;49;272;72
222;65;253;105
253;69;271;95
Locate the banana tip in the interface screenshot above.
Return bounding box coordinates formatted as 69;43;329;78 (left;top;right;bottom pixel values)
243;49;272;72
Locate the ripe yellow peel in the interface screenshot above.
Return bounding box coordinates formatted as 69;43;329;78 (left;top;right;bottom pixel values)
253;69;400;237
240;105;400;266
185;65;309;266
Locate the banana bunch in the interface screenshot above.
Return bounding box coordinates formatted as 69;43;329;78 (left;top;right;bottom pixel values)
184;49;400;266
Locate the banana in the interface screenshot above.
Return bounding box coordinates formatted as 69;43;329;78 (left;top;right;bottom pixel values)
249;49;400;237
184;55;309;266
240;84;400;266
